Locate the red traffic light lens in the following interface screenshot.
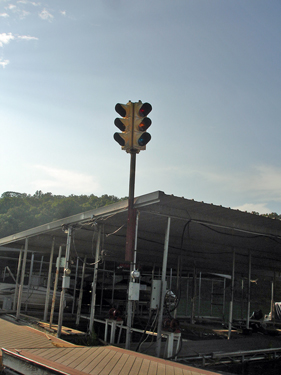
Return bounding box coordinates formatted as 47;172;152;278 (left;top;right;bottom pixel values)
139;102;152;117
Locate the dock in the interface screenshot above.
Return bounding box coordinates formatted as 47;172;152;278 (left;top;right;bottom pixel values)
0;316;220;375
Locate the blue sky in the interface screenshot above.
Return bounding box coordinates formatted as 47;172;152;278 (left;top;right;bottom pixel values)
1;0;281;214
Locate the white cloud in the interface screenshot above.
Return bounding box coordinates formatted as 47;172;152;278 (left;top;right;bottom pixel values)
0;13;9;17
0;33;15;47
60;10;66;16
0;59;9;68
18;35;38;41
31;165;101;195
39;8;54;21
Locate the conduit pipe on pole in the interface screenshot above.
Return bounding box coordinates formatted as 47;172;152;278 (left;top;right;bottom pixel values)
246;251;252;329
228;249;235;340
156;216;171;358
76;255;87;325
16;238;28;320
25;252;34;311
125;211;140;350
44;237;55;321
57;227;72;338
89;225;102;333
13;247;23;310
50;245;62;328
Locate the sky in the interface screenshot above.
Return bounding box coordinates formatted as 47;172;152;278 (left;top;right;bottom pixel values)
1;0;281;215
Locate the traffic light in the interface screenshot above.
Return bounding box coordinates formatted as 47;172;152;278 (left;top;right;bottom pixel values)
114;101;133;152
114;100;152;153
132;101;152;152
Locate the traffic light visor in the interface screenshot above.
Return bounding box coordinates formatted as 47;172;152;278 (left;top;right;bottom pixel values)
115;103;127;117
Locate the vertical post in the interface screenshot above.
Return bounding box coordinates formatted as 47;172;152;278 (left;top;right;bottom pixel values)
76;256;87;325
44;237;55;321
125;211;140;350
125;151;137;262
173;257;181;319
198;271;202;317
39;256;44;277
228;250;235;340
25;252;34;311
57;227;72;338
50;245;62;327
246;251;251;329
191;265;196;324
72;257;79;314
16;238;28;320
156;217;171;358
186;276;189;317
89;225;101;333
13;248;23;310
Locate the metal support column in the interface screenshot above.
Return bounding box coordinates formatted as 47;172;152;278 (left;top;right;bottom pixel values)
191;265;196;324
76;256;87;325
25;252;34;311
156;217;171;358
246;251;251;329
16;238;28;320
89;225;101;333
13;248;23;310
44;237;55;321
57;227;72;338
50;245;62;327
125;212;140;350
228;250;235;339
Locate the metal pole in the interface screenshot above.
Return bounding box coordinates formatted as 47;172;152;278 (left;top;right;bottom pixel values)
246;251;251;329
198;271;202;317
76;256;87;325
125;211;140;350
89;225;101;333
125;151;137;262
191;265;196;324
173;256;181;319
57;227;72;338
25;252;34;311
228;250;235;340
50;245;62;328
72;257;79;314
156;217;171;358
13;248;23;310
16;238;28;320
44;237;55;321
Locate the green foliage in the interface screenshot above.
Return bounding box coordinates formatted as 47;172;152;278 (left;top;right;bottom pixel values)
0;191;126;238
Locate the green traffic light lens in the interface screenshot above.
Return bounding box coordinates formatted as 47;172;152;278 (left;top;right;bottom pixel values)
138;133;151;146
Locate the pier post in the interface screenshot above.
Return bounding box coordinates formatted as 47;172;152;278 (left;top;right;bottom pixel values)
89;225;101;333
16;238;28;320
44;237;55;321
156;217;171;358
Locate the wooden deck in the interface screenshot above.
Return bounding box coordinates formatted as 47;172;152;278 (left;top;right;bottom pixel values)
2;346;221;375
0;316;220;375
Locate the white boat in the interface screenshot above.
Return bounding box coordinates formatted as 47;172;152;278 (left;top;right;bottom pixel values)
0;283;73;310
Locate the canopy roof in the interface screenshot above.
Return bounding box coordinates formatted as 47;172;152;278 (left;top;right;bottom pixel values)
1;191;281;278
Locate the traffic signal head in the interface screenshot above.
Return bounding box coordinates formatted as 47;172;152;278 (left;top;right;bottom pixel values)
113;101;133;152
132;101;152;152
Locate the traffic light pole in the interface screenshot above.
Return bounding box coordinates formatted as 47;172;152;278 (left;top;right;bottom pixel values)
125;150;137;262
